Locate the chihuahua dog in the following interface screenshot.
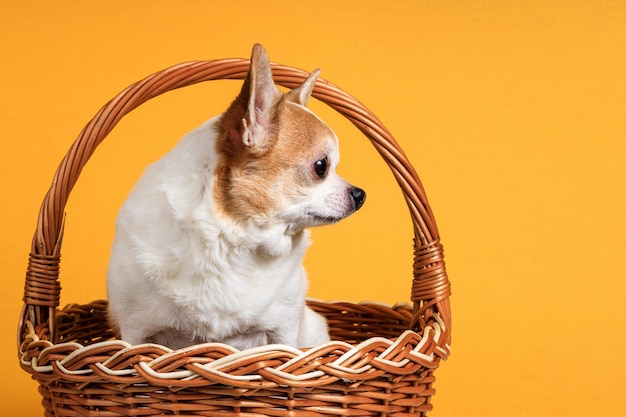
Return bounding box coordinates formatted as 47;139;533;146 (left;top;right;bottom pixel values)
107;44;365;350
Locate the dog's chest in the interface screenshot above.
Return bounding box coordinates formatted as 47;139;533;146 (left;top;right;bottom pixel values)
154;231;308;338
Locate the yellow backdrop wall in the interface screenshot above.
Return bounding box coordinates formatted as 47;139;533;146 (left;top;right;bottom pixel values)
2;1;625;416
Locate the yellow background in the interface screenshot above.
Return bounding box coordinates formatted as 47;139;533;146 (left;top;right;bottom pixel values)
2;1;625;416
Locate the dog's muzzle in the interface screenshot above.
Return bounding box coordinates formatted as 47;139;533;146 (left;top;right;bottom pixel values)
350;187;366;211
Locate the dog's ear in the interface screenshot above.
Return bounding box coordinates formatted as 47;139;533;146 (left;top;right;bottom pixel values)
239;44;281;151
285;69;320;107
219;44;281;155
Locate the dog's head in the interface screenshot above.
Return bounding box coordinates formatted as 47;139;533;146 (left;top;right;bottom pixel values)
214;44;365;231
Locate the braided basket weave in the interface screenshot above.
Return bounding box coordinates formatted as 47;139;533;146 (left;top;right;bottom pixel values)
19;57;451;416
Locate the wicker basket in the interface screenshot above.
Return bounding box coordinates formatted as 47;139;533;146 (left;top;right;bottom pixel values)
18;57;451;416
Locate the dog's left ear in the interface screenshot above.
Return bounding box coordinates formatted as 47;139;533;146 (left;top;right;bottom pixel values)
220;44;281;155
285;69;320;107
240;44;282;151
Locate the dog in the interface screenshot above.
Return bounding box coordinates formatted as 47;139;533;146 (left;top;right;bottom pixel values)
107;44;365;350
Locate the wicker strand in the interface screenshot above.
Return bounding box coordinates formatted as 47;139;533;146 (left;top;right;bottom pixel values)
411;240;451;331
23;253;61;308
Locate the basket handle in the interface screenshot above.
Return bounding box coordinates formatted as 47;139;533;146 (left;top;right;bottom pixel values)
19;58;451;346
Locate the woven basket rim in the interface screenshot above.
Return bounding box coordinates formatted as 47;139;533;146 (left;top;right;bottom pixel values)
20;299;449;388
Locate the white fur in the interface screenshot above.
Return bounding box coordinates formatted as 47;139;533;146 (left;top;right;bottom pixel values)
107;45;364;351
107;118;333;350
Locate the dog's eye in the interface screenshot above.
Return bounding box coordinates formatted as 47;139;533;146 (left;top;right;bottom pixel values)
314;157;329;179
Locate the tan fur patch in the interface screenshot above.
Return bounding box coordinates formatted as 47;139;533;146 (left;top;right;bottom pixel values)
213;99;336;223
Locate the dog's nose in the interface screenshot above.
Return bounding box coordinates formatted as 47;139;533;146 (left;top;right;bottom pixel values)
350;187;366;211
